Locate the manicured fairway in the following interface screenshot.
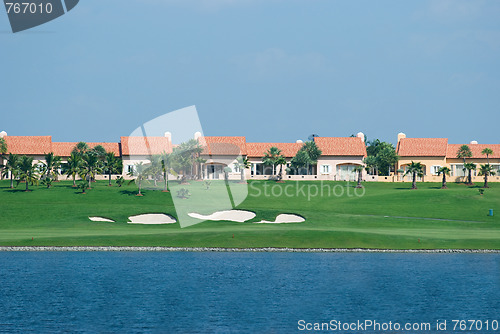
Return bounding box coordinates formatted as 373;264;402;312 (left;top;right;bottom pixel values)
0;179;499;249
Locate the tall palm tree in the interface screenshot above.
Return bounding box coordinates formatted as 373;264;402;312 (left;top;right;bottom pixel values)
148;154;163;187
457;144;472;164
0;137;7;180
478;164;496;188
262;147;283;176
80;152;101;189
463;162;476;185
64;152;82;187
160;152;174;192
353;165;364;188
235;156;251;182
128;162;150;196
276;155;287;181
3;153;19;188
481;148;493;164
194;156;207;180
42;152;62;185
103;152;119;186
403;161;424;189
302;141;322;175
437;166;450;189
72;142;89;155
17;155;38;192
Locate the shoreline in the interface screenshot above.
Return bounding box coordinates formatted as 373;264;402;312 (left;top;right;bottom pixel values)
0;246;499;253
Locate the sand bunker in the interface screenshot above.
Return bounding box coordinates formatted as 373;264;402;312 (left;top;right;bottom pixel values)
89;217;115;222
188;210;256;223
128;214;177;225
254;214;305;224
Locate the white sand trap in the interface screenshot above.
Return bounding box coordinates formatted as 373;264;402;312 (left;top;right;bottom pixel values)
89;217;115;222
128;214;177;225
188;210;256;223
254;214;305;224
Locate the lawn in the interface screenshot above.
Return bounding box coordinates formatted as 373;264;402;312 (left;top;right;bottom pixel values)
0;179;499;249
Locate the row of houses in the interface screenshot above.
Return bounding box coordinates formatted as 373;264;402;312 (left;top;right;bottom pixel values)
1;130;499;182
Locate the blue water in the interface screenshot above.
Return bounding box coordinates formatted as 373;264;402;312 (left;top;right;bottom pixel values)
0;252;499;333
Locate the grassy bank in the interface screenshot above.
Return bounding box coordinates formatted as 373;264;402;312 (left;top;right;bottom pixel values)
0;180;498;249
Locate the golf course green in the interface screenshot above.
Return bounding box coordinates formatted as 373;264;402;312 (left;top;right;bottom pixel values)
0;179;499;249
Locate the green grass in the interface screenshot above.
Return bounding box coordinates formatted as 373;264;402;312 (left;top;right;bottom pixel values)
0;179;499;249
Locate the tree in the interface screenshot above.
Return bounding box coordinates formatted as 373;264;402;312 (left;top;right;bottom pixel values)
457;145;472;164
235;156;251;183
290;149;312;175
353;165;364;188
17;155;38;192
403;161;424;189
262;147;283;176
365;140;398;176
72;142;89;155
103;152;120;186
481;148;493;164
41;152;62;186
194;157;206;180
463;162;476;185
91;145;107;160
223;166;232;182
0;137;7;180
437;166;450;189
80;152;101;189
478;164;496;188
363;156;377;175
160;152;174;192
302;141;322;175
128;162;149;196
148;154;163;187
3;153;19;188
276;155;287;181
63;152;82;187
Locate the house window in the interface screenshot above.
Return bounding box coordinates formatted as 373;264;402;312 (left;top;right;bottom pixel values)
431;165;441;176
127;165;134;174
321;165;331;174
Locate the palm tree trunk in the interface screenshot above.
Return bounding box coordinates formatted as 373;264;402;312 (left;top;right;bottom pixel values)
25;176;29;192
468;170;472;185
108;171;112;186
484;174;488;188
412;172;417;189
241;169;244;182
72;174;76;187
356;170;362;188
138;179;142;195
442;174;447;189
10;173;14;188
87;174;92;189
163;170;168;191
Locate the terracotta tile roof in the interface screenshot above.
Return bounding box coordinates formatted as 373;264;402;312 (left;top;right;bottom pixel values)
246;142;303;158
199;136;247;156
4;136;52;155
397;138;448;157
120;136;172;156
52;142;120;156
314;137;367;156
447;144;500;159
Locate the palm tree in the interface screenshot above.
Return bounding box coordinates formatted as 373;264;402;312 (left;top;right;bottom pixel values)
276;155;287;181
262;147;283;176
64;152;82;187
160;152;174;192
481;148;493;164
235;156;250;183
103;152;119;186
437;166;450;189
463;162;476;185
72;142;89;156
148;154;163;187
128;162;150;196
353;165;364;188
0;137;7;180
194;156;207;180
42;152;62;186
3;153;19;188
478;164;496;188
457;145;472;164
80;152;101;189
17;155;38;192
302;141;322;175
403;161;424;189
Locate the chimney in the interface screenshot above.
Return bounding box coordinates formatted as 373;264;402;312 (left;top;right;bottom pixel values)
164;132;172;141
296;139;303;143
470;140;478;145
0;131;7;138
194;132;202;140
397;132;406;142
356;132;365;143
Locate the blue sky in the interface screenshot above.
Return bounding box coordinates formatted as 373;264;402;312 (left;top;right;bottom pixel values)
1;0;499;145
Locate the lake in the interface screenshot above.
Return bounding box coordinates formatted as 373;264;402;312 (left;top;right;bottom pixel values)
0;252;499;333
